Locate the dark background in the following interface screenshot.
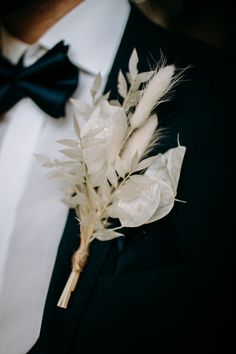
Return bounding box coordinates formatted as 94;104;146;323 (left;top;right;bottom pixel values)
136;0;235;54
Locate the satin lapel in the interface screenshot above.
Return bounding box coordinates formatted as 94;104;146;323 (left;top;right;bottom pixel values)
32;5;162;353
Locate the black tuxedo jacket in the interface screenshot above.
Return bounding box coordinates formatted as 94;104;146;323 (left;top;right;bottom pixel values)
28;5;235;354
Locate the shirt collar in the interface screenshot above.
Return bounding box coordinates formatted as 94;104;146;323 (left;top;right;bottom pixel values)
39;0;130;76
1;0;130;75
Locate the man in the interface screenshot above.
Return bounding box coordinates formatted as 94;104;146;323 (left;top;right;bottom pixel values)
0;1;234;353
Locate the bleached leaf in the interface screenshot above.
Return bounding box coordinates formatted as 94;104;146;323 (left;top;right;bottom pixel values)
95;92;110;106
126;90;143;109
60;148;81;160
126;72;132;84
61;192;88;208
46;170;62;179
134;156;157;172
54;160;77;167
56;139;78;147
131;78;141;92
35;154;53;168
73;115;81;138
81;101;127;175
93;229;124;241
83;146;106;175
107;165;118;188
114;178;145;201
61;196;77;208
109;100;122;107
145;145;186;195
115;156;126;178
98;179;112;203
130;151;139;172
89;164;107;187
70;98;92;117
87;183;100;208
128;49;138;79
118;70;128;98
62;185;76;196
147;181;175;223
73;192;88;205
137;71;155;83
82;127;104;140
108;176;161;227
166;146;186;193
91;73;102;98
129;174;149;184
69;164;86;177
59;171;84;184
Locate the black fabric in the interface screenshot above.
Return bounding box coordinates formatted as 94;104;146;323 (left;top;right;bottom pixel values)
0;41;78;118
28;4;235;354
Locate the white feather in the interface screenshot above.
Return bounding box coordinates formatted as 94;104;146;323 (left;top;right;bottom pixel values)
130;65;175;129
121;114;158;172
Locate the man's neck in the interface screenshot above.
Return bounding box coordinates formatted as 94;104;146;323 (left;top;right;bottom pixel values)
2;0;83;44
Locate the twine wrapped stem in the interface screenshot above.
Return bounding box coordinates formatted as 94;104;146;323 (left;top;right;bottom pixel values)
57;234;90;309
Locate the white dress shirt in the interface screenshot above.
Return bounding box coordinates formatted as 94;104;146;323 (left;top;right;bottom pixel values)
0;1;130;353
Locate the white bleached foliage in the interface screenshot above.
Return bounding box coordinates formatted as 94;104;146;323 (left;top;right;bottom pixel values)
37;50;186;308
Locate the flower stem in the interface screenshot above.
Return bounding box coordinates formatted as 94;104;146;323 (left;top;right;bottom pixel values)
57;232;90;309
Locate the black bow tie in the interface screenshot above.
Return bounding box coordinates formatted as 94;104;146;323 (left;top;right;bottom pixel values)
0;41;79;118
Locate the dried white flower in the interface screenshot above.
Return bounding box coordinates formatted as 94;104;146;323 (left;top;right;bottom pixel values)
37;50;186;309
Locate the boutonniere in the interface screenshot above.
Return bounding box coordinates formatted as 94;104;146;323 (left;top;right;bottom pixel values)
37;50;186;309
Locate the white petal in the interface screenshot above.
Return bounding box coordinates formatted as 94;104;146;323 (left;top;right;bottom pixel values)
166;146;186;193
147;181;175;223
108;175;161;227
81;101;127;174
145;153;169;181
94;229;124;241
145;146;186;194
